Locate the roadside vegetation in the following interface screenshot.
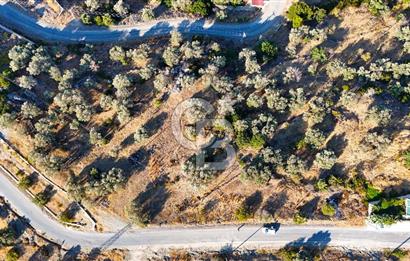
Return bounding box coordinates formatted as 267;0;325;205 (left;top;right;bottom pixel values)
0;0;409;228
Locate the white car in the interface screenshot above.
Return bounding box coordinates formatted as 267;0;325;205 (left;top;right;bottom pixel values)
262;226;277;235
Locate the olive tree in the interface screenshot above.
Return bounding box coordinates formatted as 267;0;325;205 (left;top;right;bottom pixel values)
141;8;154;21
8;43;34;71
162;46;180;67
170;30;183;47
239;48;261;74
27;47;52;76
314;150;337;170
21;102;42;119
109;46;127;64
18;75;37;90
89;127;106;146
397;26;410;53
90;167;126;196
113;0;129;16
134;127;149;143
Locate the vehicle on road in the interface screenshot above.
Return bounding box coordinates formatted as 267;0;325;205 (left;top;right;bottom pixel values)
262;223;280;235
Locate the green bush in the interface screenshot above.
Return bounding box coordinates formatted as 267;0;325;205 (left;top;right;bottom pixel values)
94;13;113;27
390;248;408;260
18;175;33;190
80;14;92;25
293;212;307;224
0;227;16;246
189;0;211;16
258;40;278;61
287;1;326;28
235;131;265;150
0;92;10;115
365;185;382;201
369;213;399;225
33;191;50;206
403;150;410;169
314;179;328;192
0;70;11;89
235;205;253;221
5;247;19;261
321;203;336;216
311;47;327;62
162;0;172;8
60;209;75;223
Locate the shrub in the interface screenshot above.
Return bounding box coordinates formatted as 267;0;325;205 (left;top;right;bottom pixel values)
369;213;399;225
241;160;271;184
182;152;218;185
0;227;16;246
321;203;335;216
397;26;410;53
141;8;155;21
365;185;382;201
189;0;210;16
90;168;126;196
314;150;337;170
304;128;326;149
0;70;10;88
390;249;408;260
239;48;261;74
310;47;327;62
80;14;92;25
403;150;410;169
33;191;50;206
0;92;10;116
235;205;253;221
235;131;265;150
293;212;307;224
60;210;75;223
285;155;306;180
126;203;149;227
258;40;278;61
18;175;33;189
361;132;391;155
94;14;113;27
367;0;389;16
89;127;106;146
5;247;19;261
287;2;326;28
315;179;328;191
134;127;149;143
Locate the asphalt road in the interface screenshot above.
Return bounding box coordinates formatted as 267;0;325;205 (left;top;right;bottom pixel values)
1;169;410;250
0;0;289;43
2;0;410;252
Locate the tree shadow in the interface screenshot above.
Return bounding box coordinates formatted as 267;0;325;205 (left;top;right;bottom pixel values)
144;111;168;137
87;247;102;261
8;217;29;238
272;115;308;155
299;196;320;219
326;133;348;157
0;203;9;219
61;245;81;261
128;146;154;172
61;202;81;221
241;190;263;217
132;174;170;223
284;230;332;259
29;243;56;261
202;199;219;214
261;191;288;217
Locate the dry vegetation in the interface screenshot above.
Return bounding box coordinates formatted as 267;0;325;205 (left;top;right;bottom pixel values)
0;0;409;231
142;246;410;261
0;197;127;261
